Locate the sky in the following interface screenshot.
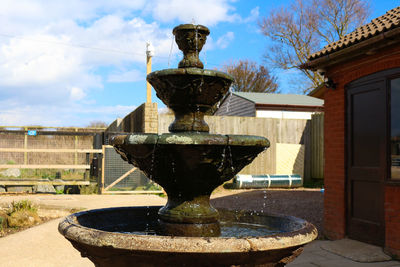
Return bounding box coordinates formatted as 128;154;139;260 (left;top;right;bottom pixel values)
0;0;397;127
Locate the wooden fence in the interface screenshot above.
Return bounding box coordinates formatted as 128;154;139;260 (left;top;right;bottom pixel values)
310;113;324;179
159;113;324;180
0;126;105;191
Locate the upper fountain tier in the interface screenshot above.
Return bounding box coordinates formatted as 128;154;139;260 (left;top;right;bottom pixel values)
147;24;234;132
173;24;209;69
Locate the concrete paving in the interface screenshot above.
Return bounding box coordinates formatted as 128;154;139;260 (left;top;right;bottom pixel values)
288;241;400;267
0;194;399;267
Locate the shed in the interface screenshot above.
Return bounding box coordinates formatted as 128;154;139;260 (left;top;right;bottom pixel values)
215;92;324;119
302;6;400;257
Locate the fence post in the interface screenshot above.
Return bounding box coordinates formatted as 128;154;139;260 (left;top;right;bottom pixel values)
74;128;78;165
100;145;105;194
310;113;324;179
24;127;28;165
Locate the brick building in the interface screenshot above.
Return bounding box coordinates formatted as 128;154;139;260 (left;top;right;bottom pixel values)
302;7;400;257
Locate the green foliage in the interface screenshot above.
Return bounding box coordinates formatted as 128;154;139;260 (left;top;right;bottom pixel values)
18;169;84;180
6;160;16;165
0;213;7;231
79;184;98;194
7;200;37;215
55;188;64;194
156;192;166;198
144;183;162;191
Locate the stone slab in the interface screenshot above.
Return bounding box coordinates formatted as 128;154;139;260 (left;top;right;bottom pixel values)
34;184;56;194
320;238;392;263
6;186;33;193
0;168;21;178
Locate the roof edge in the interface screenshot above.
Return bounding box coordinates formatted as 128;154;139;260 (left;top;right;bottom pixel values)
232;92;256;103
255;103;324;109
302;27;400;71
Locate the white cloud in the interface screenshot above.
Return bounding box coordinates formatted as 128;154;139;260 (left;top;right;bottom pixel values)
0;14;171;107
70;87;86;101
0;101;136;126
147;0;238;26
244;7;260;23
216;32;235;49
0;0;242;126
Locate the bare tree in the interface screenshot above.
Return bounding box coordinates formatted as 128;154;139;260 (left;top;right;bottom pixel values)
223;59;279;93
87;121;108;128
260;0;370;93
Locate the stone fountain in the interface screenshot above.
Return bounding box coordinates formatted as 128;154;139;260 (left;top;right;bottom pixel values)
59;24;317;266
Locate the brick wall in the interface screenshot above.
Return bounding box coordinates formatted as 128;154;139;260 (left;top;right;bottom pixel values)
142;103;159;134
323;43;400;256
323;83;346;240
385;186;400;257
112;103;158;133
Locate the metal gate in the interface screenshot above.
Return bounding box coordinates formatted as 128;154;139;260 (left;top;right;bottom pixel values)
100;145;162;194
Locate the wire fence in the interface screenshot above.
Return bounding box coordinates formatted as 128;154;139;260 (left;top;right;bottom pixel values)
102;146;157;191
0;126;104;181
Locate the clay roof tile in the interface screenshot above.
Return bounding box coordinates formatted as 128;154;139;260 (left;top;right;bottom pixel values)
309;6;400;60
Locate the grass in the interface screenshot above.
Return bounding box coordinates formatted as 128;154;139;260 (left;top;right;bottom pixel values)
107;183;162;192
7;200;37;215
78;184;98;194
55;188;64;194
0;168;87;180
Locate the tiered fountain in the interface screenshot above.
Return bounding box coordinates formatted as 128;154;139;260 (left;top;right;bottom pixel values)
59;24;317;266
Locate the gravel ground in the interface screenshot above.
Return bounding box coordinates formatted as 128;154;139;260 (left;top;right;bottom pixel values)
211;188;324;238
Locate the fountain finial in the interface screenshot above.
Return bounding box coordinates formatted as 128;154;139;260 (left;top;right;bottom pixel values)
173;24;210;69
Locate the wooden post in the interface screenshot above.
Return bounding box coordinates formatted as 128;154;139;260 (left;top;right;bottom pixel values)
74;128;78;165
146;42;154;103
101;145;105;194
24;127;28;165
146;56;152;103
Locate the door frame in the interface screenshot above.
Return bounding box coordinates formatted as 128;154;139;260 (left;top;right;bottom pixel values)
345;68;400;245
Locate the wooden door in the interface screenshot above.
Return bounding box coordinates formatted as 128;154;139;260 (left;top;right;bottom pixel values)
346;79;386;246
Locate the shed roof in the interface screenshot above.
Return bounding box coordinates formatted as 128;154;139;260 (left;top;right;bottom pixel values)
234;92;324;107
309;6;400;60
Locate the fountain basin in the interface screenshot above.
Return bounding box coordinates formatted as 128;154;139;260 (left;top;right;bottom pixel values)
111;133;268;236
58;206;318;267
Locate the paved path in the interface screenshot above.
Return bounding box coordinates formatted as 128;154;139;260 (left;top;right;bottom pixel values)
0;194;399;267
288;240;400;267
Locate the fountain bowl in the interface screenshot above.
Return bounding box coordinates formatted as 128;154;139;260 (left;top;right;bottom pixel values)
147;68;233;109
111;133;269;237
59;206;318;267
147;68;234;132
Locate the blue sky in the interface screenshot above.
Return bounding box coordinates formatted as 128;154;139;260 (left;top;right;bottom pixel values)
0;0;397;127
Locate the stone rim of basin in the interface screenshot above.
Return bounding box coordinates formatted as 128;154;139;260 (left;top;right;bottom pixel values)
58;206;318;253
147;68;234;80
111;133;270;147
